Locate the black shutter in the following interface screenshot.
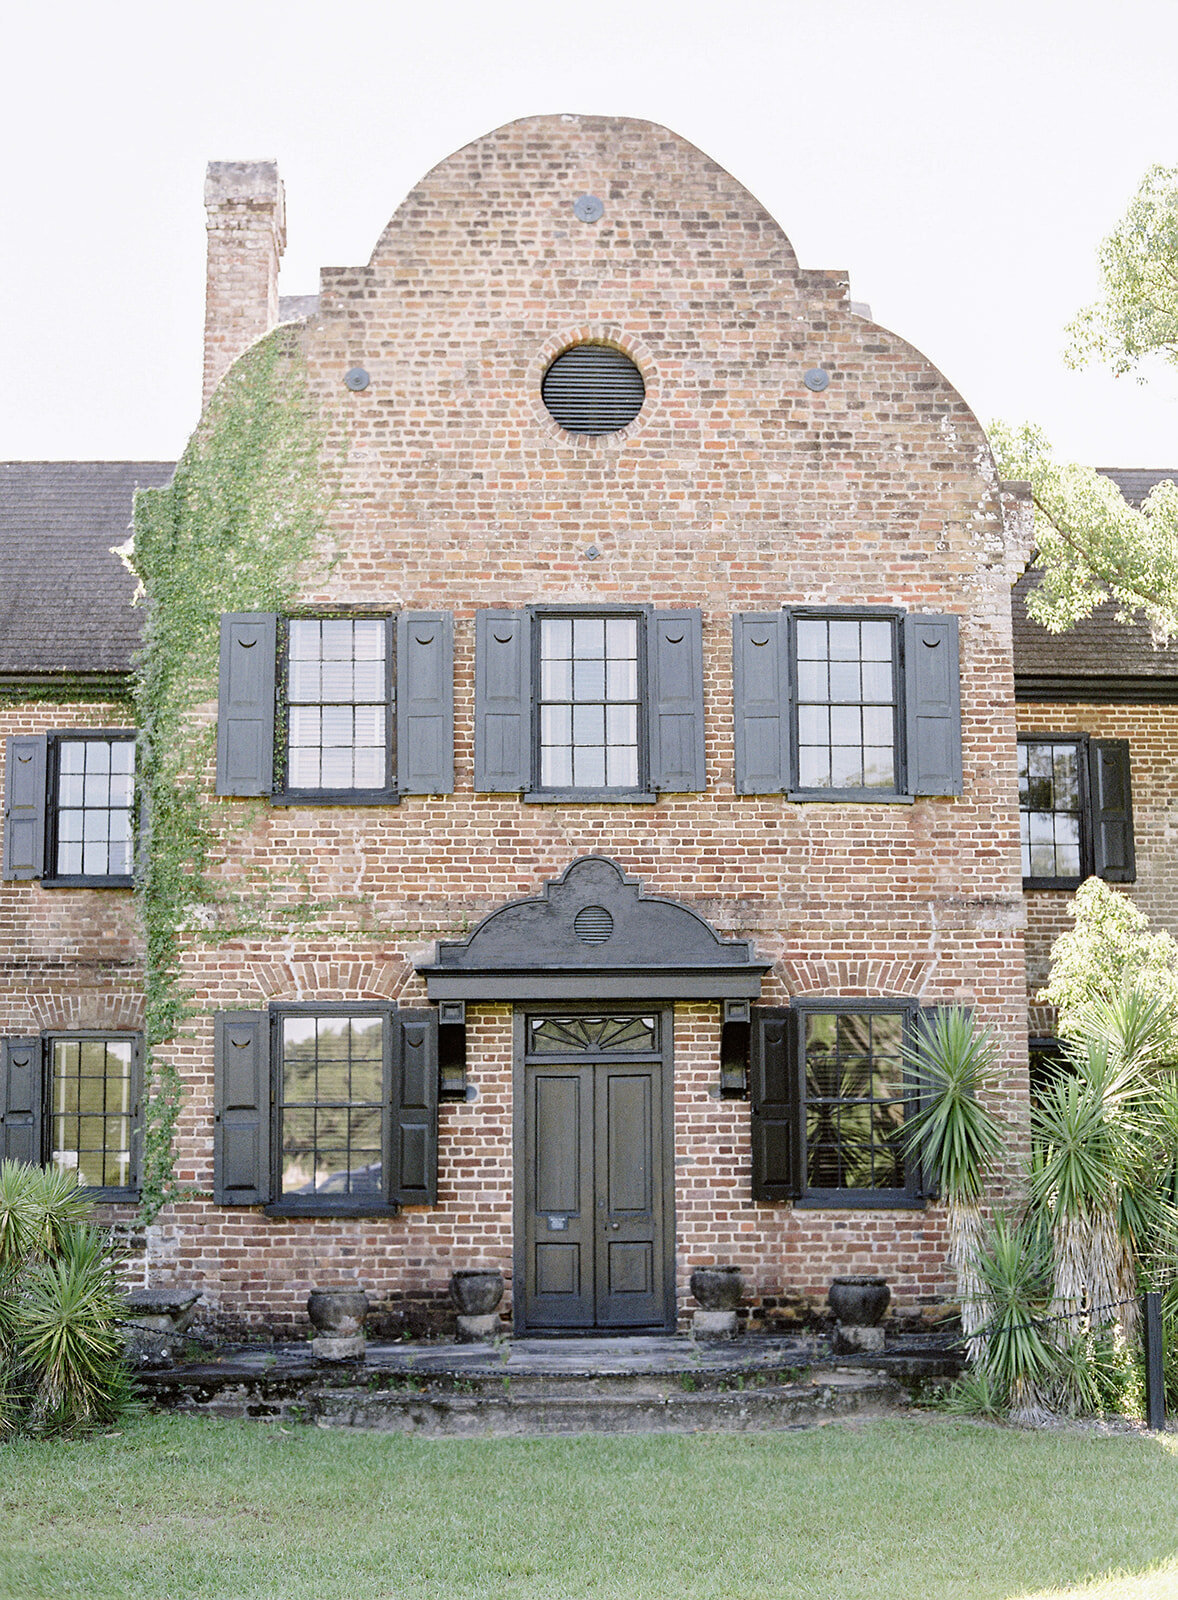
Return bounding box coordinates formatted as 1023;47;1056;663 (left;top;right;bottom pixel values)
474;610;531;792
215;614;277;797
213;1012;272;1205
1089;739;1135;883
3;735;47;881
750;1007;801;1201
397;611;454;795
732;613;790;794
647;609;706;792
1;1038;42;1166
904;614;963;796
392;1009;438;1206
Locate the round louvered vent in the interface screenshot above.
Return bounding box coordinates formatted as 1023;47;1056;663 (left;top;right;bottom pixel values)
541;344;645;435
573;905;614;945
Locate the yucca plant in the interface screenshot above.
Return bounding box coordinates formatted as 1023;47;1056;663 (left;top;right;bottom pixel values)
973;1211;1059;1424
0;1162;131;1435
1029;988;1175;1348
900;1007;1006;1359
13;1226;133;1431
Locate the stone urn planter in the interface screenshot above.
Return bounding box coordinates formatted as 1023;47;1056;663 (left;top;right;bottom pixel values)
690;1265;744;1338
827;1275;891;1353
449;1269;505;1341
307;1288;369;1363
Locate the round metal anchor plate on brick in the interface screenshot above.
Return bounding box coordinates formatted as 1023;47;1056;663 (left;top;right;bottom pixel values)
803;368;830;392
573;194;604;223
344;367;370;392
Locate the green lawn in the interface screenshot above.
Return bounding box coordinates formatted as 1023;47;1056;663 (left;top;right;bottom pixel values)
0;1415;1176;1600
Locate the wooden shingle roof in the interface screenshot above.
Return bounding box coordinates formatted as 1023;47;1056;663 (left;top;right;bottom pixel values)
0;461;173;682
1013;468;1178;700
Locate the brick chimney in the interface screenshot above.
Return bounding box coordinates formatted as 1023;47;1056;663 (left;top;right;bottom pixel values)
202;161;286;409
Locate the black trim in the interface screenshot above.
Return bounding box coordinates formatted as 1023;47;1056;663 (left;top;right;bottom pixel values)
419;856;770;1003
44;730;136;889
276;614;397;804
529;606;649;800
1016;674;1178;705
1018;733;1092;889
787;608;908;802
8;1032;143;1201
790;997;923;1209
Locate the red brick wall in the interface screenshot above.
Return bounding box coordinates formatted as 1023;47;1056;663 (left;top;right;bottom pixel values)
83;117;1039;1332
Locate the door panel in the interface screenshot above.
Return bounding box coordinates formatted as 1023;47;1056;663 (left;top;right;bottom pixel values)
524;1065;594;1328
523;1046;668;1332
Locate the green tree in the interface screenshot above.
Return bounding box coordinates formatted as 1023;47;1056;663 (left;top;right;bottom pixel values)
991;164;1178;638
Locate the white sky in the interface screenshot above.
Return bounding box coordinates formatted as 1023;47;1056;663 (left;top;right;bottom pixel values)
2;0;1176;467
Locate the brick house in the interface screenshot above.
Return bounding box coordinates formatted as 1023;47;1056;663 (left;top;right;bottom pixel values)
1;115;1169;1338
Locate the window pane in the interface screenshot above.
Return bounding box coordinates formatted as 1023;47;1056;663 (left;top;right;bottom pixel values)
793;618;895;793
796;620;827;660
803;1011;907;1192
539;615;642;791
798;746;830;788
828;621;861;660
285;619;388;793
50;1038;133;1190
55;739;134;880
280;1014;386;1201
573;745;607;788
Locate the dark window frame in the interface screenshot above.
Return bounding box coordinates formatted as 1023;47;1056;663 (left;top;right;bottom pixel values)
788;606;908;803
792;997;924;1210
525;604;657;804
40;729;137;889
1018;733;1092;889
19;1032;142;1201
265;1001;400;1220
272;613;398;807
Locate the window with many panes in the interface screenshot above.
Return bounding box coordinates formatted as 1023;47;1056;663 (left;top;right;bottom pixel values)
215;610;453;803
49;1035;137;1191
278;1010;386;1205
473;606;705;800
46;735;135;884
800;1006;910;1199
212;1005;437;1214
283;617;393;797
0;1032;141;1199
1019;738;1084;884
731;608;962;800
794;615;900;793
537;615;642;791
1018;735;1136;888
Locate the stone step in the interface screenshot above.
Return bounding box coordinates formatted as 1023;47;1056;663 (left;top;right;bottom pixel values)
141;1363;916;1437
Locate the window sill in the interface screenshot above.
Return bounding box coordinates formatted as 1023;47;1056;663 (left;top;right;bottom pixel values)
40;877;134;890
263;1201;402;1220
793;1193;925;1211
787;791;915;805
1022;877;1083;891
78;1187;140;1204
523;790;659;805
270;791;400;807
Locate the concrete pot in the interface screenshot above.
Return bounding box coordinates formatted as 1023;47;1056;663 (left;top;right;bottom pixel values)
690;1266;744;1312
307;1288;370;1335
307;1288;369;1362
827;1275;890;1327
449;1269;505;1317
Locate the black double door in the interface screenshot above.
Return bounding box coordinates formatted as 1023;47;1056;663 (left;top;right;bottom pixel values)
520;1013;671;1331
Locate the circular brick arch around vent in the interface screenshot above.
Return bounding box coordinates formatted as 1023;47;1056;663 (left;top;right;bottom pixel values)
573;905;614;945
541;344;645;435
